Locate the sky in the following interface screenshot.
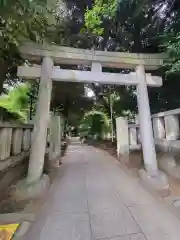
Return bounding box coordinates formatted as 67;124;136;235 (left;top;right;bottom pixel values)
85;87;95;98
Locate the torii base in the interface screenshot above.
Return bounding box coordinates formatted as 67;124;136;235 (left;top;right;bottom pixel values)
15;174;50;200
139;169;169;197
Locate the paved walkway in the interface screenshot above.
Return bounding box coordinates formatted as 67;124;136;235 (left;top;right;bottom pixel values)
24;144;180;240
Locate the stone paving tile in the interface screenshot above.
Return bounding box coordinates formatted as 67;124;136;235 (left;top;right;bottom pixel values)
86;173;126;213
84;150;141;239
49;189;88;214
86;176;116;199
129;205;180;240
39;213;91;240
89;204;140;240
23;145;180;240
93;150;156;207
86;173;140;239
100;233;146;240
107;171;156;207
49;177;88;214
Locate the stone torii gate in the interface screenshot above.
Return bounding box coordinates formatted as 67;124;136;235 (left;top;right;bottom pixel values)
17;42;167;192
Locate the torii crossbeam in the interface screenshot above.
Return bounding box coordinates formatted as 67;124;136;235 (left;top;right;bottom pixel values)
18;64;162;86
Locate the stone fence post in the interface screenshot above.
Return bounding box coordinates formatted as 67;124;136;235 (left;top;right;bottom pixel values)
48;115;61;165
116;117;129;164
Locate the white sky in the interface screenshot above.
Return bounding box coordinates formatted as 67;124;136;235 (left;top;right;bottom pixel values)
85;87;95;98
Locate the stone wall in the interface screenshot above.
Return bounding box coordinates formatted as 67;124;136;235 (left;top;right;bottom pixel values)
0;122;33;191
127;109;180;180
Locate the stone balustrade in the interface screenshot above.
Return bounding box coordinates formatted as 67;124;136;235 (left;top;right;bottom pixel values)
0;122;33;172
151;109;180;153
128;124;141;150
151;109;180;141
150;109;180;180
128;109;180;149
127;110;180;180
0;116;63;194
128;111;180;154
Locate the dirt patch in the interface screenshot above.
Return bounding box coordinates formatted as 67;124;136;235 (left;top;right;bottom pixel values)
88;140;117;156
0;183;28;214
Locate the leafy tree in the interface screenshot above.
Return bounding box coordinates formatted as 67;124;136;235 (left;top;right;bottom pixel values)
82;0;180;119
0;0;47;93
162;32;180;75
2;0;180;129
84;0;118;35
0;83;30;121
80;110;110;139
0;0;66;94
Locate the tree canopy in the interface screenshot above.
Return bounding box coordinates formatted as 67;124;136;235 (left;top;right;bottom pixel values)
1;0;180;131
79;109;111;139
0;83;30;121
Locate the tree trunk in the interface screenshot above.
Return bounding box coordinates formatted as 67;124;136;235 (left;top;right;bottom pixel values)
0;60;7;94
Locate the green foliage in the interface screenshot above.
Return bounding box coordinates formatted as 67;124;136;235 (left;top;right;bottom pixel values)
0;0;54;95
82;0;180;119
80;110;110;139
84;0;158;53
85;0;118;35
1;0;180;128
0;83;30;121
0;0;49;55
162;32;180;75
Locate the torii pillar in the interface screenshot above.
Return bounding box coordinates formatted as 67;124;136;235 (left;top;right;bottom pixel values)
136;65;158;174
136;65;168;190
27;57;53;183
16;57;53;199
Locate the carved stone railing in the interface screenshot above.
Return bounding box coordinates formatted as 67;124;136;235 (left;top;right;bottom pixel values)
151;109;180;179
151;109;180;153
152;109;180;141
128;124;141;150
128;110;180;179
128;109;180;151
0;122;33;172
